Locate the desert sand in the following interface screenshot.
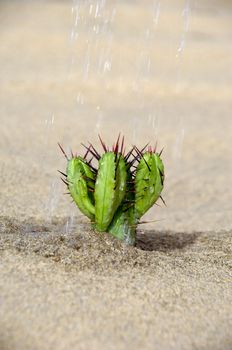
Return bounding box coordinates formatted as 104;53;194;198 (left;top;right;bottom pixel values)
0;1;232;349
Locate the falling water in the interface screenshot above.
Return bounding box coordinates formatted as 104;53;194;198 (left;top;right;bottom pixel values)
48;0;193;230
62;0;192;226
171;0;191;175
176;0;191;90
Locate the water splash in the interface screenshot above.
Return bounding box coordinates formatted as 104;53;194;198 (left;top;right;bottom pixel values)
175;0;191;93
41;113;55;168
172;116;185;162
176;0;191;59
64;208;76;235
46;178;62;222
152;0;161;26
95;107;103;134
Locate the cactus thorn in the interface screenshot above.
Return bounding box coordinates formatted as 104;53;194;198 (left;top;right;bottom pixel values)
159;195;167;206
120;135;125;155
70;148;74;158
125;147;135;161
83;145;91;159
98;134;108;153
58;170;67;177
140;142;150;154
81;143;100;161
58;142;69;160
134;146;151;172
88;142;101;160
159;147;164;156
153;141;158;153
60;177;69;186
113;133;121;154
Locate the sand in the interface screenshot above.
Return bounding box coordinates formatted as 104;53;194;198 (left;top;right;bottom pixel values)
0;1;232;349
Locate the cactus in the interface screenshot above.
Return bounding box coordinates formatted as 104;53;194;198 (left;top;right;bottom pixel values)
59;135;165;245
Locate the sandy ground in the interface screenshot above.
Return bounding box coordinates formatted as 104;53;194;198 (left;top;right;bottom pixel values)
0;1;232;349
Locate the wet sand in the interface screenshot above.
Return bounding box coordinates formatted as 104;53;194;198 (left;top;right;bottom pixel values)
0;1;232;349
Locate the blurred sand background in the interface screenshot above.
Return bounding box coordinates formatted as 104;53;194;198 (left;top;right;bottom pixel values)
0;0;232;349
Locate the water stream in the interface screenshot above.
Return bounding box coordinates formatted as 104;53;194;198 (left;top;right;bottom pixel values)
56;0;192;233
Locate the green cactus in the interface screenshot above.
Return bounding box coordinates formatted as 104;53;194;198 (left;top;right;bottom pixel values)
59;136;165;245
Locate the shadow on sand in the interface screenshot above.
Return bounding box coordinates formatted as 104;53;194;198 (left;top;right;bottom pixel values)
136;230;200;252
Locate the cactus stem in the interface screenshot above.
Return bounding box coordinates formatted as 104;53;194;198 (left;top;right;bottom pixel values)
58;142;69;160
61;136;165;246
